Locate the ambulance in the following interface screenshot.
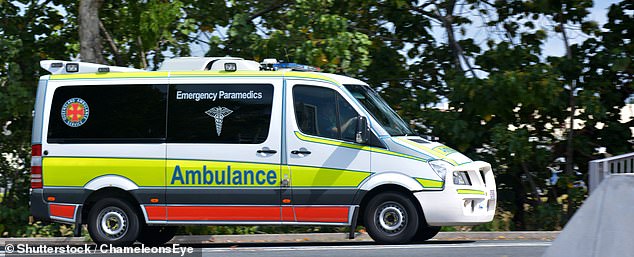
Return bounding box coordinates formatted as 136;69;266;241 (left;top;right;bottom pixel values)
30;57;496;246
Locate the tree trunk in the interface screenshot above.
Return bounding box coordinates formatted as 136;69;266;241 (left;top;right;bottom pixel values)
79;0;105;64
436;1;478;78
559;10;579;221
521;162;542;207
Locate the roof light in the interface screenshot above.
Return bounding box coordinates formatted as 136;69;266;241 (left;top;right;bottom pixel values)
274;62;321;72
50;62;63;68
97;67;110;73
261;58;278;65
224;62;237;72
65;63;79;73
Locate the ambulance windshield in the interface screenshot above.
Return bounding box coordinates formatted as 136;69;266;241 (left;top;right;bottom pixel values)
344;84;413;136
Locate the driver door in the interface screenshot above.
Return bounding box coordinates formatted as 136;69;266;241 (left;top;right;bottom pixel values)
283;80;371;224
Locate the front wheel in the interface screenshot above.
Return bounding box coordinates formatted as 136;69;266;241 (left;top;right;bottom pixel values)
87;198;140;246
363;192;420;244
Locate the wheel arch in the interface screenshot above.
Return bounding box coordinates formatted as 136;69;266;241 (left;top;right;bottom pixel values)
356;183;427;227
81;187;142;225
84;175;139;191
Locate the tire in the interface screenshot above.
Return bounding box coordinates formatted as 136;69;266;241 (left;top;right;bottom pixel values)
137;226;178;246
412;225;441;242
363;192;420;244
87;198;140;246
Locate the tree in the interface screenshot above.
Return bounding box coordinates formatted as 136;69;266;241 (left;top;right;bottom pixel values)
99;0;194;69
0;0;632;235
79;0;106;64
0;0;76;236
185;0;373;74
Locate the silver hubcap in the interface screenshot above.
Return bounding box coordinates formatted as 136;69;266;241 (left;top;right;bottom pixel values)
98;207;128;240
376;202;406;234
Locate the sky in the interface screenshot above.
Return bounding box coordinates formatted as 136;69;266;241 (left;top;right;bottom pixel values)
541;0;621;57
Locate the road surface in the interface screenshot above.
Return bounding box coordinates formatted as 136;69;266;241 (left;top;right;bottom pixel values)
195;240;550;257
1;240;550;257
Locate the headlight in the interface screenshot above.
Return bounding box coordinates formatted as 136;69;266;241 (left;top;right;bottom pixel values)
429;160;453;181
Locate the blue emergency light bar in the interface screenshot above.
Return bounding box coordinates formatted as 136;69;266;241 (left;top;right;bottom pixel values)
273;62;321;72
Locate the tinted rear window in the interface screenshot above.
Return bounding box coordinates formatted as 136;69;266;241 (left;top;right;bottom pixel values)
47;84;167;143
167;84;274;144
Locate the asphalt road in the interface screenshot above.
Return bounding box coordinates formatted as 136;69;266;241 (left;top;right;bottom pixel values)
0;233;556;257
0;240;551;257
195;240;550;257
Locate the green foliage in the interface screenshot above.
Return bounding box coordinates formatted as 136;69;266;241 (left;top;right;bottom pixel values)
186;0;373;74
0;0;78;237
100;0;194;68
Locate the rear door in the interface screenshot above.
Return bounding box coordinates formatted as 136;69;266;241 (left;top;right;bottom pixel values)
43;80;168;223
284;80;371;224
164;76;283;224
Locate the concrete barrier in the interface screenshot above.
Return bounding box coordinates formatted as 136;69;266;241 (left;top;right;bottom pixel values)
543;174;634;257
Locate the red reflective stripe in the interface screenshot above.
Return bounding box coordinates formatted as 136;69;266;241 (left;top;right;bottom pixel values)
152;205;349;223
294;206;349;223
31;166;43;189
31;144;42;156
282;206;294;222
167;206;280;221
49;204;75;219
144;206;167;221
31;144;42;189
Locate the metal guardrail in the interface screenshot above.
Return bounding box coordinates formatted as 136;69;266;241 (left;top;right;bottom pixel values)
589;152;634;192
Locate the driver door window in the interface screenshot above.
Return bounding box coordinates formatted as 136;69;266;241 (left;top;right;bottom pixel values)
293;85;358;142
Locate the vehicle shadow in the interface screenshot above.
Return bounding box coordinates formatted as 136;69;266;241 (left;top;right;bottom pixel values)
177;240;476;249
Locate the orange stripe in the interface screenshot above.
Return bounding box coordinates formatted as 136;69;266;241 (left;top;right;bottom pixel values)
49;204;75;219
294;206;349;223
144;206;167;221
167;206;280;221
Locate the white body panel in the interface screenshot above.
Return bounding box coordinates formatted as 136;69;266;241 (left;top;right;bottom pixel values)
358;172;423;192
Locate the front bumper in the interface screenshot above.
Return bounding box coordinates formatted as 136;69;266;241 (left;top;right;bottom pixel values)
416;161;496;226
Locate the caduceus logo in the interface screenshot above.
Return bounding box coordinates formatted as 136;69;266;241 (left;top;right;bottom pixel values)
205;106;233;136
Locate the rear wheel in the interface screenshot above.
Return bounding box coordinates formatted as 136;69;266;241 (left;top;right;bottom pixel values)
137;226;178;246
87;198;140;246
363;192;419;244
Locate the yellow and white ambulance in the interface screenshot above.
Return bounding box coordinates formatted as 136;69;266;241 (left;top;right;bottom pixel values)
30;57;496;245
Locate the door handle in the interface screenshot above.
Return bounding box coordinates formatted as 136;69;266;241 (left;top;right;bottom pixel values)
257;149;277;154
291;150;311;155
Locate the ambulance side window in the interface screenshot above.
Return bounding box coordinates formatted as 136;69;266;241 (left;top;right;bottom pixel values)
293;85;359;142
167;84;274;144
47;84;168;143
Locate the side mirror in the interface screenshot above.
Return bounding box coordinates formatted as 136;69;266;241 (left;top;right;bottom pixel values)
355;116;370;144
